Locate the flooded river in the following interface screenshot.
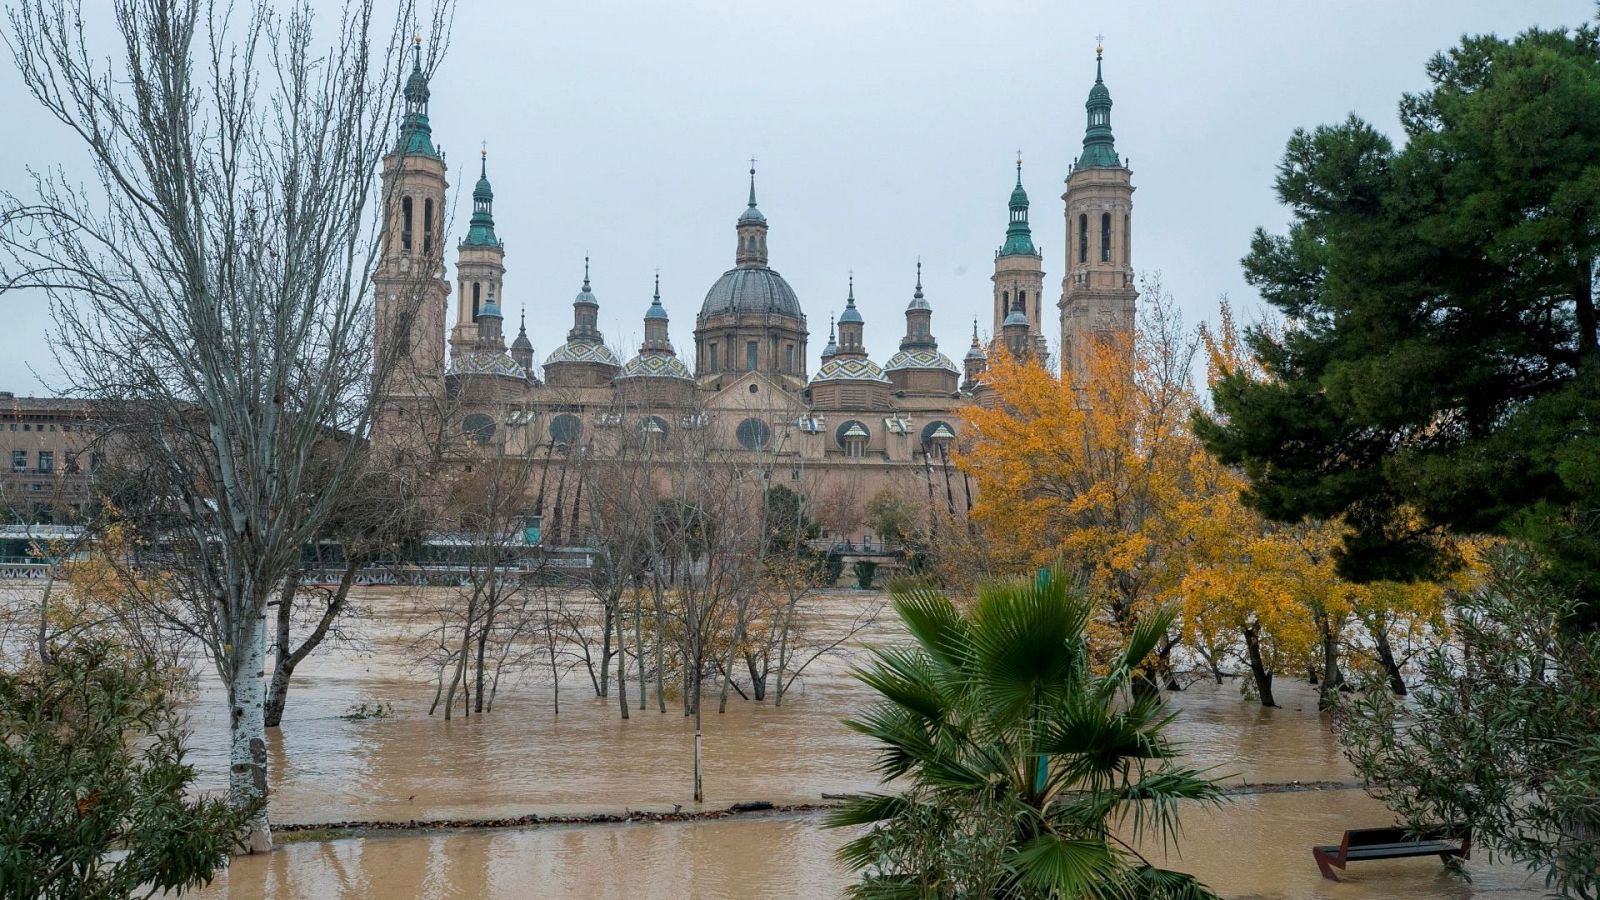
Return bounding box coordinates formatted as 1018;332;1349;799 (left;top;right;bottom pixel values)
3;585;1548;898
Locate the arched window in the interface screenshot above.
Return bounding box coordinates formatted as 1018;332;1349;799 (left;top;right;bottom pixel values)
1017;291;1026;316
1078;214;1088;263
785;344;795;372
472;282;481;320
423;198;434;254
401;197;413;251
1001;291;1009;313
1101;212;1112;262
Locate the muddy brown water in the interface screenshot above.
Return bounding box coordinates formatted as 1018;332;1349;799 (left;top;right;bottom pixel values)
2;585;1548;898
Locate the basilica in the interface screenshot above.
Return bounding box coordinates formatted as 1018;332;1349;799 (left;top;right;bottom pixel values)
372;41;1137;537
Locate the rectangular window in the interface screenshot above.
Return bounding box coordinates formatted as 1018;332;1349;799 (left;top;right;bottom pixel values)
11;451;24;473
785;344;795;372
746;341;758;370
38;451;53;474
708;343;719;372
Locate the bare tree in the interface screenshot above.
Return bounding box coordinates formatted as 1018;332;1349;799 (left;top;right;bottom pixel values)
0;0;452;851
264;463;427;727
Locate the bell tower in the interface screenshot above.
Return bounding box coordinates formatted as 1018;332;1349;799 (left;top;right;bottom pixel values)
992;154;1048;362
451;146;506;362
1059;42;1136;381
373;36;449;405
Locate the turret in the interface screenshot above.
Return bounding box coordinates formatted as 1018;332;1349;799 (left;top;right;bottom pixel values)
900;261;934;352
451;146;507;361
511;308;534;372
836;275;865;356
735;160;769;267
993;154;1048;362
962;320;986;391
885;261;960;395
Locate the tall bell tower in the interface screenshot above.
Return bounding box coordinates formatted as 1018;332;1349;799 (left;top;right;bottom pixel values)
1059;42;1136;381
992;154;1049;362
450;147;505;362
373;37;450;452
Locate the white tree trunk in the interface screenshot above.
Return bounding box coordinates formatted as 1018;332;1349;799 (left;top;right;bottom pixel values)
229;609;272;853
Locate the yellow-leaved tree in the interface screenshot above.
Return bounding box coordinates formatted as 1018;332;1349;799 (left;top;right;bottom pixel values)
961;293;1464;707
958;284;1201;682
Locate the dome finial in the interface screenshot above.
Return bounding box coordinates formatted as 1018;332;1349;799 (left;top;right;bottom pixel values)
748;155;758;208
583;256;591;289
1096;33;1104;79
848;270;854;302
654;269;661;303
916;258;922;292
1016;149;1023;186
480;141;487;176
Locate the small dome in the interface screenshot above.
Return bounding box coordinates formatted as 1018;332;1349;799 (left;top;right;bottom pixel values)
645;298;669;321
1003;309;1028;328
700;266;803;319
512;330;533;352
885;348;959;374
810;356;889;385
479;299;502;318
545;341;620;367
620;352;693;381
574;281;597;307
965;342;986;361
739;205;766;225
450;350;530;381
838;297;863;325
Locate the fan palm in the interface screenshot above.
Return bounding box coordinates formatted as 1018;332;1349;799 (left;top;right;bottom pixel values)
828;571;1224;899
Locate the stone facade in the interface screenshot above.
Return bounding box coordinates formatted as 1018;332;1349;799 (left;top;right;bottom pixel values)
371;46;1137;543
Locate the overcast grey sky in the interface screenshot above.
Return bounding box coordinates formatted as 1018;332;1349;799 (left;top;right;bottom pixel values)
2;0;1592;393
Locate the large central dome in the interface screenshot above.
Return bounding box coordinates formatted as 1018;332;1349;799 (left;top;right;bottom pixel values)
700;266;803;320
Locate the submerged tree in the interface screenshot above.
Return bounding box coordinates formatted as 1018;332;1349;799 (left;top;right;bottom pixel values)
0;0;453;850
829;571;1224;899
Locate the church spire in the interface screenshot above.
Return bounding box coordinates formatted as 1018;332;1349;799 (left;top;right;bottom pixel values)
735;158;769;267
999;152;1037;257
901;260;936;352
463;145;499;247
397;35;437;157
1077;41;1119;169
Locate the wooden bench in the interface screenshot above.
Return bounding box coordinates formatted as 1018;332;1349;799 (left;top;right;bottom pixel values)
1312;824;1472;880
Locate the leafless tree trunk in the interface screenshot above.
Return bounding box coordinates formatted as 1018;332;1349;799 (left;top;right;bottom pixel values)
1;0;453;851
